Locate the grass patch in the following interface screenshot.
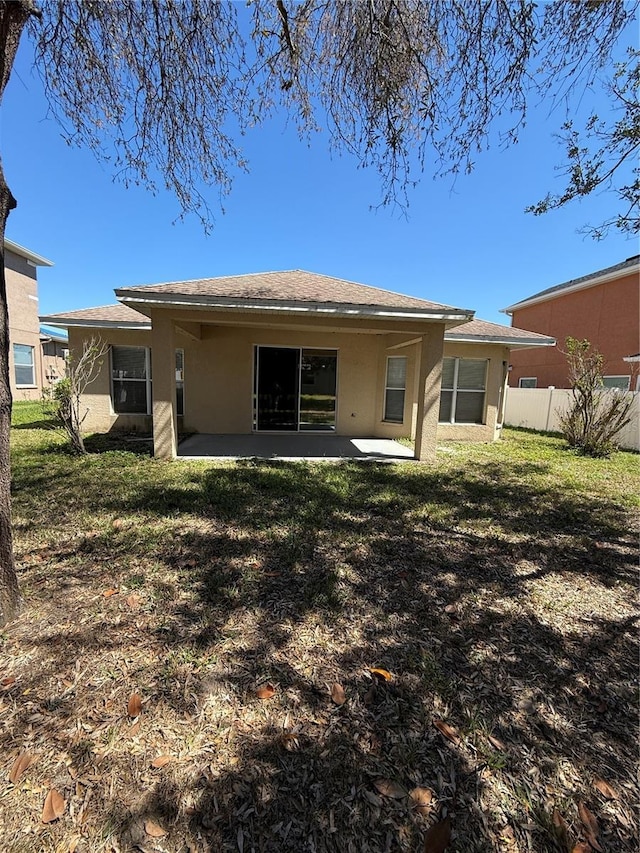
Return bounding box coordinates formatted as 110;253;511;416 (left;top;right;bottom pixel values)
2;401;638;852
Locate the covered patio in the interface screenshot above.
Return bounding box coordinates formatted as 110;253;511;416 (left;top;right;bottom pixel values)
176;433;415;461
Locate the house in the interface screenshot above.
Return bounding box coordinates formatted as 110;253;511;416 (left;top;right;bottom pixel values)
502;255;640;390
40;270;553;460
5;239;56;399
40;327;69;386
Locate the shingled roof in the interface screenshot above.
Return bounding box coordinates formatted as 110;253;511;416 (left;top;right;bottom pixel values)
115;270;472;318
445;318;555;348
40;303;151;328
502;254;640;314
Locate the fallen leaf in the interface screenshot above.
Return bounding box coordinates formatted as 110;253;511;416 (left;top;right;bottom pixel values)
578;802;603;852
281;733;300;752
125;594;141;609
1;676;16;689
433;720;460;745
363;685;377;706
129;720;141;737
373;778;407;799
424;816;451;852
103;588;119;598
552;809;569;848
144;819;167;838
127;693;142;717
8;751;33;784
370;668;392;681
488;734;506;751
256;683;276;700
571;845;591;853
331;683;346;705
151;755;173;768
42;789;66;823
409;786;434;814
593;777;618;799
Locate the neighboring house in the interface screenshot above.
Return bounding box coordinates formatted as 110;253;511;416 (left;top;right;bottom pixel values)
40;327;69;386
41;270;553;460
5;239;55;400
502;255;640;390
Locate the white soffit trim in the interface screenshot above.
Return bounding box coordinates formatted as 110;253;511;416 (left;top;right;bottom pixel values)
5;239;54;267
39;317;151;330
117;293;474;323
445;333;556;348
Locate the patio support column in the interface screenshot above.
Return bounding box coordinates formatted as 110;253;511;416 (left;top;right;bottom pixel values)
151;313;177;460
414;327;445;461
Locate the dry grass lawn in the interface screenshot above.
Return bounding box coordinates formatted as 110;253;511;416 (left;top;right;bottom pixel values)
1;403;638;852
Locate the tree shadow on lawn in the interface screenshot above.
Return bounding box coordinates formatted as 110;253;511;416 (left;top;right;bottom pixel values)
5;456;638;852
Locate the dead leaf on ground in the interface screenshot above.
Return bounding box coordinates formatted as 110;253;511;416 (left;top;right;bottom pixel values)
578;802;603;852
363;685;377;706
127;693;142;717
103;588;119;598
256;683;276;700
552;809;569;847
281;733;301;752
370;668;392;682
593;777;618;799
8;751;34;784
331;682;346;705
129;720;141;737
409;786;434;814
424;815;451;852
571;844;591;853
125;593;141;609
433;720;460;745
151;755;173;768
373;778;407;799
1;676;16;690
42;788;66;823
144;819;167;837
488;734;506;751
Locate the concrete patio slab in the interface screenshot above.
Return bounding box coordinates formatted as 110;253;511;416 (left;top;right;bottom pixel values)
177;433;415;461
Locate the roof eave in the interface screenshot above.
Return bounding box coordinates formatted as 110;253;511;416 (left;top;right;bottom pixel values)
501;260;640;315
445;334;556;349
39;316;151;331
116;292;474;323
5;239;54;267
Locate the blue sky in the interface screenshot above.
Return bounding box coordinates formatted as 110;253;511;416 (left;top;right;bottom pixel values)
3;21;638;325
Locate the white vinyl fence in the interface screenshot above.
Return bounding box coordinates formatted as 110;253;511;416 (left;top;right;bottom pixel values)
504;387;640;452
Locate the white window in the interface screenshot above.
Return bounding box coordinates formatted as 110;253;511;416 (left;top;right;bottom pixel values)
13;344;35;387
384;356;407;423
176;349;184;416
602;375;630;390
111;346;151;414
440;357;487;424
519;377;537;389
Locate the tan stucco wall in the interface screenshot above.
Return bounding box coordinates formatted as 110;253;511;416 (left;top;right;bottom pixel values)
436;342;509;442
41;340;68;387
67;327;154;433
69;320;428;440
6;249;42;400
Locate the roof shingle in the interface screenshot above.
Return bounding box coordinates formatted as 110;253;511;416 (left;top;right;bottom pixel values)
117;269;471;314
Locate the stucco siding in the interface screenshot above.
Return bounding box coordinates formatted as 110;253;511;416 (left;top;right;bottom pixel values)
69;320;428;439
6;249;42;400
436;342;508;442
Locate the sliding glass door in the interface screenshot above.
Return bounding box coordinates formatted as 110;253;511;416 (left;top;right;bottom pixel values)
254;346;337;432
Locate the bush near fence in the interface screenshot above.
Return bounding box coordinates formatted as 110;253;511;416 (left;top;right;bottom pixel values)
504;387;639;452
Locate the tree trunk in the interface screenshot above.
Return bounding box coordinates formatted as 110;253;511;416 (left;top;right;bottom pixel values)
0;0;40;626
